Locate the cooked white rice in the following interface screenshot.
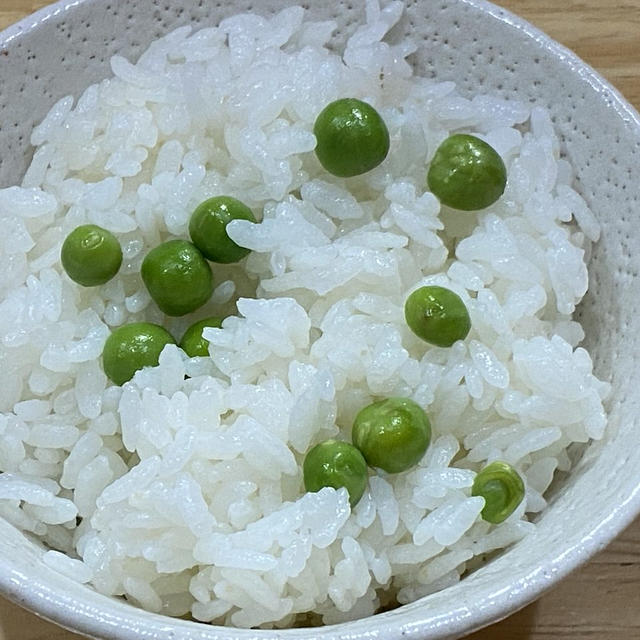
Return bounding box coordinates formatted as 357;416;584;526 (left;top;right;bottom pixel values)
0;0;609;628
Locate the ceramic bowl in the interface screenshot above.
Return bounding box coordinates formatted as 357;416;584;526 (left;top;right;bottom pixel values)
1;1;639;638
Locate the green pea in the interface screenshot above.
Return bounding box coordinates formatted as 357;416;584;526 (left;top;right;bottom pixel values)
60;224;122;287
427;134;507;211
303;439;368;507
141;239;213;317
179;316;223;358
313;98;390;178
189;196;256;264
472;461;525;524
352;397;431;474
102;322;176;386
404;285;471;348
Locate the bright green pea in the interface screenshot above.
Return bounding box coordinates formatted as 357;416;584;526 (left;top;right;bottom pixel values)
404;285;471;348
472;461;525;524
102;322;176;386
189;196;256;264
141;239;213;317
427;134;507;211
303;439;368;507
179;316;223;358
313;98;390;178
60;224;122;287
352;397;431;474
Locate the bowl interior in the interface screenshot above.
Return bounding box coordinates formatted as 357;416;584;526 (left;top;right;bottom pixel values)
1;1;640;639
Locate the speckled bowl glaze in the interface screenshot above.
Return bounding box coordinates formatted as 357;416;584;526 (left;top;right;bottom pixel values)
1;1;639;638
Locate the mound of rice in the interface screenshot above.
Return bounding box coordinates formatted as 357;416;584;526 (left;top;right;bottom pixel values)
0;0;609;628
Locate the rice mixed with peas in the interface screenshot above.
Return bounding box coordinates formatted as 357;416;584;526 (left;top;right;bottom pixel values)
0;1;609;628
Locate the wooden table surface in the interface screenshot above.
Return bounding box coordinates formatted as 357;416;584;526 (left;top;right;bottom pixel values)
1;0;639;638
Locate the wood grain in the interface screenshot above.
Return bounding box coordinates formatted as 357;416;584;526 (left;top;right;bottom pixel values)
1;1;639;639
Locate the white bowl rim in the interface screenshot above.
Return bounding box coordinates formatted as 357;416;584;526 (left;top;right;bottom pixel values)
1;1;640;638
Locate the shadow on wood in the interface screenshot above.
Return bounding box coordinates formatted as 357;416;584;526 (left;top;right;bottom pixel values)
464;599;539;639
